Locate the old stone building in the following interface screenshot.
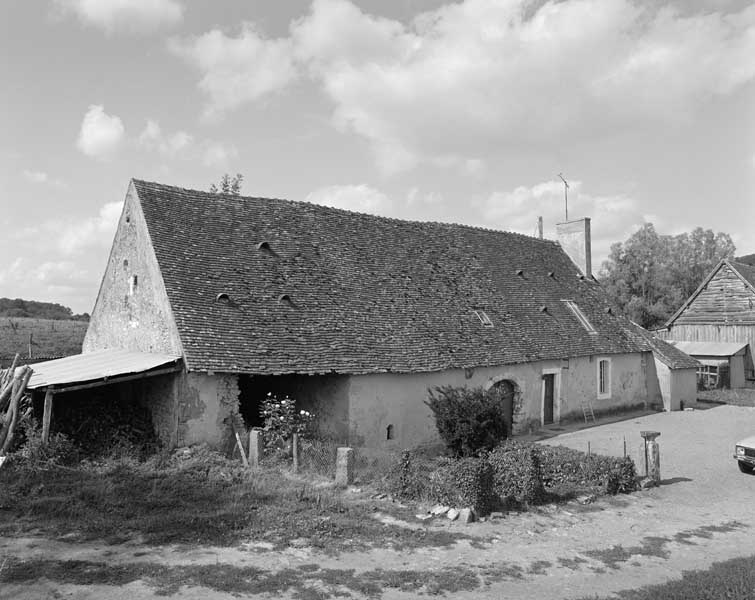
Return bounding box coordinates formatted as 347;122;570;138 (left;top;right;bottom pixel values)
33;179;688;449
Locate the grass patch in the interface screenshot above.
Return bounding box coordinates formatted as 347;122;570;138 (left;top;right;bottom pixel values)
0;557;484;598
577;554;755;600
0;456;474;554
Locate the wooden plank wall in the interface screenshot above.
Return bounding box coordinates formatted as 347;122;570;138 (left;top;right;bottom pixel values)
675;264;755;325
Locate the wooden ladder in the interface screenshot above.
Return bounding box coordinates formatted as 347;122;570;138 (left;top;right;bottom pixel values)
581;399;596;424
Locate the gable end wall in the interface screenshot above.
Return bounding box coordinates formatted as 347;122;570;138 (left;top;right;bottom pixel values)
83;183;183;355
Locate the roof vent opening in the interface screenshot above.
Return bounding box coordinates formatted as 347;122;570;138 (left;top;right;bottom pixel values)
516;269;524;277
539;305;548;313
548;271;555;278
605;307;613;315
473;310;494;327
256;241;271;251
216;292;231;303
278;293;292;304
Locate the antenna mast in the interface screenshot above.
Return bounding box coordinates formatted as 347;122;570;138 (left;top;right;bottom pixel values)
558;173;569;221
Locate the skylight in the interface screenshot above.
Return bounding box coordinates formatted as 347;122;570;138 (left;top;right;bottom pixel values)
474;310;494;328
562;300;596;334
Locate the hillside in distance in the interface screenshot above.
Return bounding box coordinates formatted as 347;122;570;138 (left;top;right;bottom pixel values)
0;297;89;321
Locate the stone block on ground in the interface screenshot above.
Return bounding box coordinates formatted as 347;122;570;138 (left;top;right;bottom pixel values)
335;447;354;487
430;505;450;516
459;508;475;524
446;508;460;521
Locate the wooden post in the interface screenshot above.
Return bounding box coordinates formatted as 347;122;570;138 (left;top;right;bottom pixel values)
234;429;249;468
42;388;54;444
249;428;264;468
292;433;299;473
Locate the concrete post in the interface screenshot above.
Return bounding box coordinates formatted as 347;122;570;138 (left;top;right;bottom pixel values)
335;447;354;487
292;433;299;473
249;428;264;469
640;431;661;485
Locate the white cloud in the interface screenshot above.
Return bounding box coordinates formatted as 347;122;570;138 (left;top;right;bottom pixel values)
76;105;125;160
56;0;183;34
22;169;67;188
138;119;193;157
173;0;755;173
201;141;239;167
481;179;647;267
169;24;298;118
22;170;49;184
304;184;393;214
57;201;124;255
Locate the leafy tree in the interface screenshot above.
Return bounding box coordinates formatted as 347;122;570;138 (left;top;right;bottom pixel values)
599;224;735;329
209;173;243;195
0;298;88;321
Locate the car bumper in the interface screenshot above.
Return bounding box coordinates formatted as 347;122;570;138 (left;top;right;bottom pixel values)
734;454;755;465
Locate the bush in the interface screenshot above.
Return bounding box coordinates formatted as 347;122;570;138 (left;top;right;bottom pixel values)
259;393;315;449
488;442;546;505
425;385;509;457
385;450;430;501
605;456;639;494
11;418;78;471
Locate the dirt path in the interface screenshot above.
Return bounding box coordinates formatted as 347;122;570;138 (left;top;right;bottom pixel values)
3;405;755;599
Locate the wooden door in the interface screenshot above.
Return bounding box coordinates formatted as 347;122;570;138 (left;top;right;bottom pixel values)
543;374;555;425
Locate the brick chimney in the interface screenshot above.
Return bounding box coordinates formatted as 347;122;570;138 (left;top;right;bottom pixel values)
556;217;592;277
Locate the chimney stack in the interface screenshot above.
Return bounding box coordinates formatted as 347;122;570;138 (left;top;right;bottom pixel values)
556;217;592;278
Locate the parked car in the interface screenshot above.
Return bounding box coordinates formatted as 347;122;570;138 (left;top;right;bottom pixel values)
734;436;755;473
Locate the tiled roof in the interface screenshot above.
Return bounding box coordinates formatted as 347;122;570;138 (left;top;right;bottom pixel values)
133;179;653;374
626;324;700;369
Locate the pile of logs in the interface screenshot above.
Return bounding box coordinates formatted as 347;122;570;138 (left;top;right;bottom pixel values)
0;354;33;456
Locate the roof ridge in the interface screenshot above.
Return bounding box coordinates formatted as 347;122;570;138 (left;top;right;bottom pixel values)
131;178;559;244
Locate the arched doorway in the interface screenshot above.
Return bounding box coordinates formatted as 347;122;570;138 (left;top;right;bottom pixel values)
488;379;516;437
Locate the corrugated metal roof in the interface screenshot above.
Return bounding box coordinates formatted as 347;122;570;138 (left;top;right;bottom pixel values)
27;349;182;390
669;341;749;358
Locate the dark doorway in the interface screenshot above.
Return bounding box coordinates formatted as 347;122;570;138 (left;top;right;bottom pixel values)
490;379;515;437
543;373;555;425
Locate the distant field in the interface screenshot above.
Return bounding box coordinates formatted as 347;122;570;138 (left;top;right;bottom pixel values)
0;317;87;365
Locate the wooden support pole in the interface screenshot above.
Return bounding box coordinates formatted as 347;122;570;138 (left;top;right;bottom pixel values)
235;428;249;468
42;388;54;444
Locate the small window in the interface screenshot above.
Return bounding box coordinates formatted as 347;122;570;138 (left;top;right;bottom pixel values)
597;358;611;399
473;310;494;327
386;424;395;441
129;274;138;296
563;300;596;334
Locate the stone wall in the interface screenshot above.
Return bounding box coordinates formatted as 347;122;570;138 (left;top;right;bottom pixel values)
83;182;183;356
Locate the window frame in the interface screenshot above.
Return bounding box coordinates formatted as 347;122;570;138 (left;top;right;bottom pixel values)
597;357;612;399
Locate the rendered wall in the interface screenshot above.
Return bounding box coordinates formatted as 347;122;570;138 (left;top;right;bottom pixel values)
347;352;650;448
83;182;183;356
671;369;698;410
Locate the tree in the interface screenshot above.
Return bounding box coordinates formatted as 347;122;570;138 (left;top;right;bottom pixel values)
599;224;735;329
209;173;243;195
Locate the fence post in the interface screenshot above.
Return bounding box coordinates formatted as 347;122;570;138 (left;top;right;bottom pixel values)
249;428;264;469
335;447;354;487
292;433;299;473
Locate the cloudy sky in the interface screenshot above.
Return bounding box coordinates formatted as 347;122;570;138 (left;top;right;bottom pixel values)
1;0;753;314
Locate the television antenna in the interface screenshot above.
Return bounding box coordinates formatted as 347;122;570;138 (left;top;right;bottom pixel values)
558;173;569;221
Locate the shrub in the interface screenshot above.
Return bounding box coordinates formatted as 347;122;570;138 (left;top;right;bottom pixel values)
385;450;430;501
605;456;639;494
12;418;78;471
259;393;315;449
488;442;546;505
425;385;509;457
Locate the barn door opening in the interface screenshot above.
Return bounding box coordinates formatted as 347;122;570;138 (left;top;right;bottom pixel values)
542;373;555;425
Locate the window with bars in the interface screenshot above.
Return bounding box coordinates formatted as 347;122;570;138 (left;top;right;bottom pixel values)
562;300;596;334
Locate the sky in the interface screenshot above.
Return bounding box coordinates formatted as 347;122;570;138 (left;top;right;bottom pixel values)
1;0;753;314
